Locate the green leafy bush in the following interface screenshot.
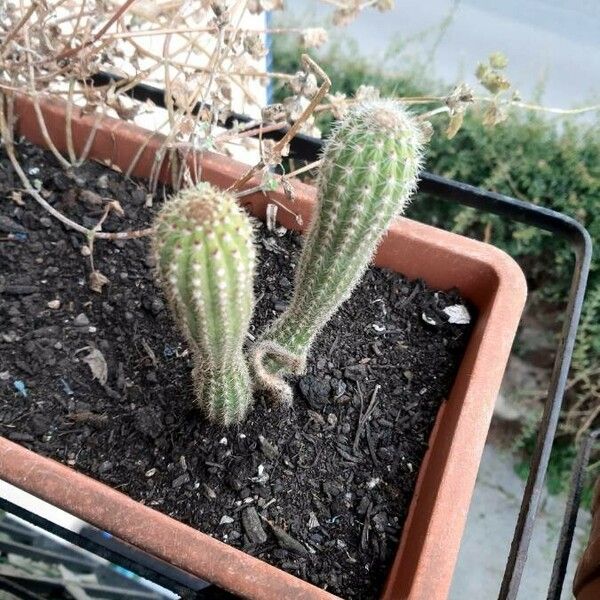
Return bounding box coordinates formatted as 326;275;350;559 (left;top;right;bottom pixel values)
272;39;599;451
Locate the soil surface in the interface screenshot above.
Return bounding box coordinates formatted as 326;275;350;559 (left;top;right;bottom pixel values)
0;141;473;599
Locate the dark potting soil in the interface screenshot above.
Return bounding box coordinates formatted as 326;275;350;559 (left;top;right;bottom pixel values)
0;140;474;599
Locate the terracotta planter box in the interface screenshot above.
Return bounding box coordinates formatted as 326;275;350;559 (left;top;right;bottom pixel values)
574;481;600;599
1;95;527;599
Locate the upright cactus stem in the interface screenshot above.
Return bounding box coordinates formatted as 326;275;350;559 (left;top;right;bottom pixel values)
252;99;425;403
153;183;256;425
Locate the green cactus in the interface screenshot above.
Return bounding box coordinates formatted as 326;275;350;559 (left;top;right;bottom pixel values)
153;182;256;425
251;99;424;403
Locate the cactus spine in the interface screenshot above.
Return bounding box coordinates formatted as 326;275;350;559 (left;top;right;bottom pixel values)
252;99;424;403
153;183;256;425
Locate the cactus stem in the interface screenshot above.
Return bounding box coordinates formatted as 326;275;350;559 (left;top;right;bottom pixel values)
251;99;425;403
153;182;257;425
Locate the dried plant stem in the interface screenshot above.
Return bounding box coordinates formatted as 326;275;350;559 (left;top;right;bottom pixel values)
215;69;295;81
124;128;167;179
23;22;72;169
229;54;331;194
149;9;182;190
178;29;263;108
161;7;180;131
28;101;71;167
124;36;295;80
144;4;206;190
109;33;199;99
11;154;152;240
65;79;78;164
562;367;600;424
51;9;97;26
47;0;139;65
163;8;245;190
188;24;228;183
217;122;286;141
0;1;38;57
482;97;600;116
104;25;320;40
576;404;600;442
317;95;600;119
315;96;446;114
417;105;449;121
62;0;89;61
586;458;600;473
285;159;323;179
87;202;115;271
123;24;266;112
3;144;87;236
234;160;321;206
77;108;103;165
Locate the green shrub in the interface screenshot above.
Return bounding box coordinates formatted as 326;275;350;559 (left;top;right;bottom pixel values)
272;38;600;465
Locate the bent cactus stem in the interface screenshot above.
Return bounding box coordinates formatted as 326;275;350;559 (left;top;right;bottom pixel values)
252;99;424;402
249;340;305;405
153;183;256;425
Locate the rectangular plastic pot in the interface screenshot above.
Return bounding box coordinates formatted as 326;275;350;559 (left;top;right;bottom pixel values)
0;95;527;599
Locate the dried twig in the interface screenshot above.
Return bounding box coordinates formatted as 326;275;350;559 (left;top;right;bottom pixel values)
228;54;331;194
48;0;139;64
0;1;39;57
353;384;382;455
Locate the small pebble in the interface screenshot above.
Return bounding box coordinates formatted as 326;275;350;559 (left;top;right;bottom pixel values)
372;512;388;532
203;483;217;500
73;313;89;327
98;461;113;474
308;512;320;529
47;299;60;309
172;473;190;489
13;380;27;397
366;477;381;489
258;435;279;460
